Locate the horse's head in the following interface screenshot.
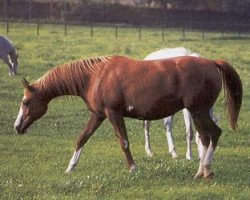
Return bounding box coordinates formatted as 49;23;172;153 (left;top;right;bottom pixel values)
14;78;48;134
11;52;18;75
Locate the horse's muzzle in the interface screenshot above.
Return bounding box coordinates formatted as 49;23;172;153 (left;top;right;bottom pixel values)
14;125;25;135
14;121;28;135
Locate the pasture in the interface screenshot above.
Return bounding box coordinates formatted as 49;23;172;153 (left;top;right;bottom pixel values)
0;23;249;199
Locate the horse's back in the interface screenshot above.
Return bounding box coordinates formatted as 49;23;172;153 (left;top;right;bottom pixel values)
92;56;221;120
0;35;14;58
144;47;190;60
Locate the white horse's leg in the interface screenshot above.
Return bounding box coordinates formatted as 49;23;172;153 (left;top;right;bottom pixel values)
144;120;153;157
164;116;177;158
183;109;194;160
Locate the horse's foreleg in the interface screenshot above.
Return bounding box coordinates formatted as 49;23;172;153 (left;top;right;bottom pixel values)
183;109;194;160
144;120;153;157
65;113;104;173
163;116;177;158
106;109;136;172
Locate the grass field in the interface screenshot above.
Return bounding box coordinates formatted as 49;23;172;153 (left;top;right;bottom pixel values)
0;23;250;199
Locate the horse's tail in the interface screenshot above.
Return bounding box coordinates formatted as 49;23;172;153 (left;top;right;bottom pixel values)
214;60;243;131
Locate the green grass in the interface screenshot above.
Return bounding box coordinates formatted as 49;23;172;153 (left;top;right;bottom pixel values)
0;22;250;199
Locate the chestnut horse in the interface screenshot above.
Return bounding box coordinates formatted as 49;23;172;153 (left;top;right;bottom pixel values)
14;55;242;179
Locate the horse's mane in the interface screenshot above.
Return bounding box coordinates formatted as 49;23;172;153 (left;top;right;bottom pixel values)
35;56;111;97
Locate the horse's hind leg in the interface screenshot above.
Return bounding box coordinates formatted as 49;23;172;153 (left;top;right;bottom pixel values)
191;111;221;179
195;131;203;159
65;113;104;173
144;120;153;157
183;109;194;160
195;108;218;160
106;109;136;172
164;115;178;158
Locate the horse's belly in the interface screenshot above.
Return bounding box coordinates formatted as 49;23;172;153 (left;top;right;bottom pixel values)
124;97;183;120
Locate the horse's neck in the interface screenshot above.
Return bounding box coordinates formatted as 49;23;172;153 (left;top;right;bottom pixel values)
35;66;91;101
35;57;111;101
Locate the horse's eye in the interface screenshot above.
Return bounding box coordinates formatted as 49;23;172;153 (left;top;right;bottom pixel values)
23;100;30;106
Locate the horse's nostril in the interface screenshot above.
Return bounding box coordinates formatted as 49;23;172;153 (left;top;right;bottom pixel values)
14;124;20;133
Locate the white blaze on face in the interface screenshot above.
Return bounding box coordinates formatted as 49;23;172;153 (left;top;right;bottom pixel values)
14;96;26;128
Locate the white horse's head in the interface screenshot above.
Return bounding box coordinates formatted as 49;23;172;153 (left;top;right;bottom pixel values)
10;51;18;75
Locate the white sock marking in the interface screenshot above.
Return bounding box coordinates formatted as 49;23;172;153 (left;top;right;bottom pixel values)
65;148;82;173
129;164;136;172
203;142;214;166
196;132;203;159
194;145;207;178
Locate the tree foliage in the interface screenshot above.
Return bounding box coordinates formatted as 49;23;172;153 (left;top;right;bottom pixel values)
147;0;250;13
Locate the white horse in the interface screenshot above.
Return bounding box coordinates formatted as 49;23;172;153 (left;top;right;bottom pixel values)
0;35;18;75
143;47;216;160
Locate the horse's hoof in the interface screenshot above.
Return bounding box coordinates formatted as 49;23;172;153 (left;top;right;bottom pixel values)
65;169;73;174
145;148;154;157
65;164;76;174
147;152;154;157
129;164;136;173
194;172;204;179
204;172;214;180
186;154;193;160
171;150;178;158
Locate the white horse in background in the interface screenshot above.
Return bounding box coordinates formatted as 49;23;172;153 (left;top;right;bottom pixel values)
144;47;216;160
0;35;18;75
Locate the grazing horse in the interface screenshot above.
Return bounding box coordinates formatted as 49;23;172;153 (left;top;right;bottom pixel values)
14;55;242;179
143;47;215;160
0;35;18;75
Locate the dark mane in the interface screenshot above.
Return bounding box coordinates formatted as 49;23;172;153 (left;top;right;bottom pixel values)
34;56;111;97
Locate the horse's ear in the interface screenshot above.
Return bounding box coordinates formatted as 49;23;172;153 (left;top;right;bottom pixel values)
22;77;34;92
